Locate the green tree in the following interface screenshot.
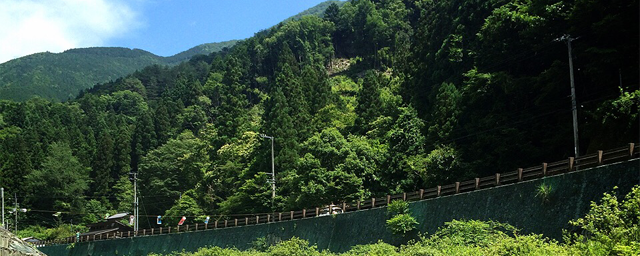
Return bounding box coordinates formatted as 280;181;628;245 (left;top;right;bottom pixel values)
427;82;461;143
212;57;250;143
25;142;89;213
139;130;209;214
323;2;340;24
354;71;383;134
384;106;426;192
91;131;115;203
164;190;206;226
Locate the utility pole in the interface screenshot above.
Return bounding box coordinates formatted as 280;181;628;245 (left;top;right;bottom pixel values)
130;172;138;234
619;69;623;88
0;188;6;228
1;187;4;229
259;134;275;208
557;34;580;158
14;193;17;233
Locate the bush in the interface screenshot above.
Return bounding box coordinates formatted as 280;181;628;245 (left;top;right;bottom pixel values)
267;237;326;256
567;185;640;255
386;200;409;216
386;214;418;235
344;241;399;256
385;200;418;235
535;183;553;204
405;220;575;256
429;220;516;247
17;224;87;241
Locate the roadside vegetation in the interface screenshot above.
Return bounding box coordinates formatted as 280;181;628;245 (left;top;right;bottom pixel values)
150;186;640;256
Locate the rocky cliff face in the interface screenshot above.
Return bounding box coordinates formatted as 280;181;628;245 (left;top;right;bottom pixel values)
0;227;46;256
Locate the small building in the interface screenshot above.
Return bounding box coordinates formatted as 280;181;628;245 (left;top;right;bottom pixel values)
82;213;133;237
21;237;42;244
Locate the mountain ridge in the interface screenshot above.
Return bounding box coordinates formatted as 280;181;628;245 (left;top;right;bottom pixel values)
0;41;239;102
0;0;344;102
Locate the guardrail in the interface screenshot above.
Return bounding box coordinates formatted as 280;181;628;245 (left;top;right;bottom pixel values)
33;143;639;247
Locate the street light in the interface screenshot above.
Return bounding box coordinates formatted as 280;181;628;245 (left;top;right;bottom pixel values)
259;134;275;206
9;207;26;233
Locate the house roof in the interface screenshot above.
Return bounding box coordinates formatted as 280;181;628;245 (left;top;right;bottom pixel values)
87;220;132;229
80;228;120;236
106;212;130;220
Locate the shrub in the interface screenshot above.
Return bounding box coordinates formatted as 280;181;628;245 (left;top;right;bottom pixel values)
568;185;640;255
386;214;418;235
387;200;409;216
344;241;399;256
267;237;325;256
385;200;418;235
535;183;553;204
429;220;516;247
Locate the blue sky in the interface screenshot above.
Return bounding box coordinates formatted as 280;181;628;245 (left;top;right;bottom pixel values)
0;0;337;63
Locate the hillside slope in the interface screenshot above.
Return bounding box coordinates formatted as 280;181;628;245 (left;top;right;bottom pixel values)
0;41;237;102
0;1;344;102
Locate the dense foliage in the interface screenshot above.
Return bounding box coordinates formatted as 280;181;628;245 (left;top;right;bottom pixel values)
0;0;637;238
0;41;238;102
386;200;418;235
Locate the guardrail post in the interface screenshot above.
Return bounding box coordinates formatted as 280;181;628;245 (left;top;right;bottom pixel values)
143;229;146;236
419;189;424;199
342;202;346;212
518;168;523;181
598;150;603;164
542;163;548;176
475;178;479;189
316;207;319;216
168;227;171;233
234;219;238;226
177;225;180;232
267;214;270;223
386;195;391;204
256;216;260;224
568;157;575;171
371;198;376;208
214;220;218;229
403;193;407;201
290;211;294;219
437;186;441;196
158;228;162;234
245;217;248;225
495;173;501;185
279;213;282;221
195;223;198;231
303;209;307;218
225;220;228;228
455;182;460;193
357;200;361;210
151;228;154;235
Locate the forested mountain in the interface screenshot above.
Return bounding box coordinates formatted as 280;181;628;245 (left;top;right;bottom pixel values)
0;0;637;238
0;41;238;102
282;0;347;23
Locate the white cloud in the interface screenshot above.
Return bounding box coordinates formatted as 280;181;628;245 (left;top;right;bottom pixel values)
0;0;140;64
